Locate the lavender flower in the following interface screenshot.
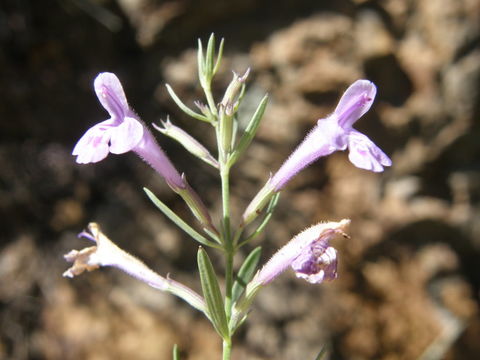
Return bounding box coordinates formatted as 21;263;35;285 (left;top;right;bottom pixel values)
73;73;217;234
271;80;391;191
73;72;184;189
242;80;391;226
252;219;350;285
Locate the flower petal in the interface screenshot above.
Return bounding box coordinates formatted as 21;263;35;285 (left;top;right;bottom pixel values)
334;80;376;128
72;122;113;163
108;116;144;154
94;72;129;121
293;246;338;284
347;129;392;172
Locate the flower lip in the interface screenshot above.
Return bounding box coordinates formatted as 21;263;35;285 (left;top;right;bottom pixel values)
293;246;338;284
72;72;145;163
94;72;131;122
347;129;392;171
99;85;124;120
335;80;377;128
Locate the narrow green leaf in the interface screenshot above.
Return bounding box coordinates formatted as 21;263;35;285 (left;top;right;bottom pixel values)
172;344;180;360
197;38;204;80
228;94;268;167
165;84;210;122
205;33;216;77
232;246;262;304
212;38;225;76
197;248;229;339
238;193;280;248
144;188;220;249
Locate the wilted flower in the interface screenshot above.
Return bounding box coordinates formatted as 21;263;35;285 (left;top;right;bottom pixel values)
252;219;350;286
63;222;169;289
64;223;207;312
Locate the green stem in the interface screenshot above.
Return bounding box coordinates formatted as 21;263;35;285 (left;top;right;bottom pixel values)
219;146;234;360
221;167;231;239
203;81;218;118
222;338;232;360
224;246;234;318
220;165;234;320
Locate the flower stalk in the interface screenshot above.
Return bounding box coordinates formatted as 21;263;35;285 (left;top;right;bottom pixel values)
65;34;393;360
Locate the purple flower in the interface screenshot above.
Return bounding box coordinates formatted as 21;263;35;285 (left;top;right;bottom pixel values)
73;73;217;234
73;73;144;163
270;80;392;191
253;219;350;285
72;72;184;189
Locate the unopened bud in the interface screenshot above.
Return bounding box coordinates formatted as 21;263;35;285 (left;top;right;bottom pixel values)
172;174;219;238
218;103;235;156
221;68;250;107
153;118;218;168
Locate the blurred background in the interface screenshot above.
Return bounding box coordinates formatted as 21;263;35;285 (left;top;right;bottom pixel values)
1;0;480;359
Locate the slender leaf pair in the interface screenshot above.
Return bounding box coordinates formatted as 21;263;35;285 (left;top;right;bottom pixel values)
197;247;229;339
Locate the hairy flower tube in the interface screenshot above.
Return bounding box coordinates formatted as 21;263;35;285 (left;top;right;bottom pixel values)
271;80;391;190
72;72;217;234
242;80;392;225
63;223;207;313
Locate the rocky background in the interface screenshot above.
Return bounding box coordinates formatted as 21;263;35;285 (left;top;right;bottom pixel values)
1;0;480;359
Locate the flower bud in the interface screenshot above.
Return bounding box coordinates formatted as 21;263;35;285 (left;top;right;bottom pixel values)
153;118;218;168
221;68;250;108
172;174;219;238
